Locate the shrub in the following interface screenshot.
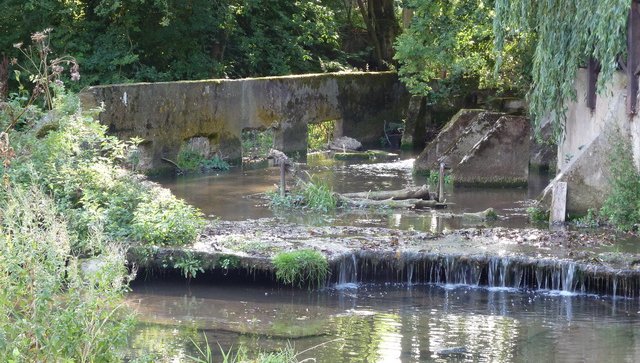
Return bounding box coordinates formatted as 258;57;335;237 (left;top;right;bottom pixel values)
527;206;549;224
177;148;230;172
268;177;337;212
600;135;640;231
0;186;134;362
273;249;329;288
3;90;206;250
132;188;205;246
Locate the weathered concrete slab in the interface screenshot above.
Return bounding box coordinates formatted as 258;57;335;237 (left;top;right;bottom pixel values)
452;116;530;186
438;111;503;167
80;72;408;172
414;109;484;172
540;134;612;215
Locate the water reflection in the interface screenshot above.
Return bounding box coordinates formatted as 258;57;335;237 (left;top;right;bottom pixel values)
128;281;640;362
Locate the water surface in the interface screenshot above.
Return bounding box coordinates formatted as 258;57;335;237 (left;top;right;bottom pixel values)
129;280;640;362
156;153;550;232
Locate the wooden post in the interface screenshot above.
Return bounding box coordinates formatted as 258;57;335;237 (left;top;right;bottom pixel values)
438;162;445;202
550;182;567;224
279;161;286;198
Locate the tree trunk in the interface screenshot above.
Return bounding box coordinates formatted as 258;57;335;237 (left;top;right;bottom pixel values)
341;185;432;200
339;196;446;209
355;0;399;69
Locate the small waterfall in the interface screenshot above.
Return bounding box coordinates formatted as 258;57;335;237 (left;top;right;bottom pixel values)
407;262;414;285
329;252;640;298
336;254;358;287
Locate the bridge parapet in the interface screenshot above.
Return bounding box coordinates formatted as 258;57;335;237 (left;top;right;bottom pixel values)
81;72;408;172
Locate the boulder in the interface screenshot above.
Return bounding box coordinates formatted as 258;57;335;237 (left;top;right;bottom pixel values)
329;136;363;151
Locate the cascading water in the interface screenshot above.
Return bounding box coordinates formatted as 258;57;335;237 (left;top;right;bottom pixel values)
331;252;640;298
335;254;358;288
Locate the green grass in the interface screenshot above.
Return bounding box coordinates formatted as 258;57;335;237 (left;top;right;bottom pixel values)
268;177;338;212
273;249;329;288
177;148;230;172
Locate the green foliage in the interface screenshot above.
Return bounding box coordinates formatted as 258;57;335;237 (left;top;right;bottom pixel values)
485;208;498;221
426;170;453;186
600;136;640;231
494;0;631;139
2;90;205;251
217;255;241;270
308;120;335;151
273;249;329;288
300;178;338;212
574;208;600;229
177;148;230;173
527;206;549;224
1;1;347;89
173;252;205;280
268;176;338;212
188;333;299;363
201;155;231;171
394;0;532;103
132;189;205;246
0;186;134;362
242;128;274;161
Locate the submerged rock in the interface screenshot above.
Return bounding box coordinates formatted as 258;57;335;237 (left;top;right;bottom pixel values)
329;136;362;151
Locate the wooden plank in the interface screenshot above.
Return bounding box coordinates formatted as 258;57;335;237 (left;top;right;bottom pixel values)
550;182;567;224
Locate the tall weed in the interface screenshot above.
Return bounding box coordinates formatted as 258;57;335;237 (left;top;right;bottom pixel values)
0;186;134;362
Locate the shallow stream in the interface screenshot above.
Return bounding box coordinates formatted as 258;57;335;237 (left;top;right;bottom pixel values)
132;152;640;361
157;152;549;232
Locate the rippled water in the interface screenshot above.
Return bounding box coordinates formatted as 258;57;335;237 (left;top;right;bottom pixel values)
156;152;550;232
128;280;640;362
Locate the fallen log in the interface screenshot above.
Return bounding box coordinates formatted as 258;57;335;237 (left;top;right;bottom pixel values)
339;196;447;209
341;185;432;201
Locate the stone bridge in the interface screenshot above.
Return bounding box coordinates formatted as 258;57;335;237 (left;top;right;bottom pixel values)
80;72;408;171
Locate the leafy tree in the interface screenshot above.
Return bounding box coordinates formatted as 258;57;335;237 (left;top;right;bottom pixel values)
394;0;532;104
0;1;345;88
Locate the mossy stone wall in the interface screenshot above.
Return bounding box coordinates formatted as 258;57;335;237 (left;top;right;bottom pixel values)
81;72;408;172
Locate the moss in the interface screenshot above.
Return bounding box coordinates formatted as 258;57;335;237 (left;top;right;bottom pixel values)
453;177;528;188
334;150;397;161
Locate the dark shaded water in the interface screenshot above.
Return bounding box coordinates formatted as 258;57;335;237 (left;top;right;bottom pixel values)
156;152;550;232
129;280;640;362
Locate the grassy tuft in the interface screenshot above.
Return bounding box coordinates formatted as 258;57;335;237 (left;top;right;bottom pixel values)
273;249;329;288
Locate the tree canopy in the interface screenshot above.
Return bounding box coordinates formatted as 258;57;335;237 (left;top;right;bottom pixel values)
394;0;533;105
2;0;397;89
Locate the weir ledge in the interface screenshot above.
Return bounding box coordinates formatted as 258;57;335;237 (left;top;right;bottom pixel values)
129;247;640;299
